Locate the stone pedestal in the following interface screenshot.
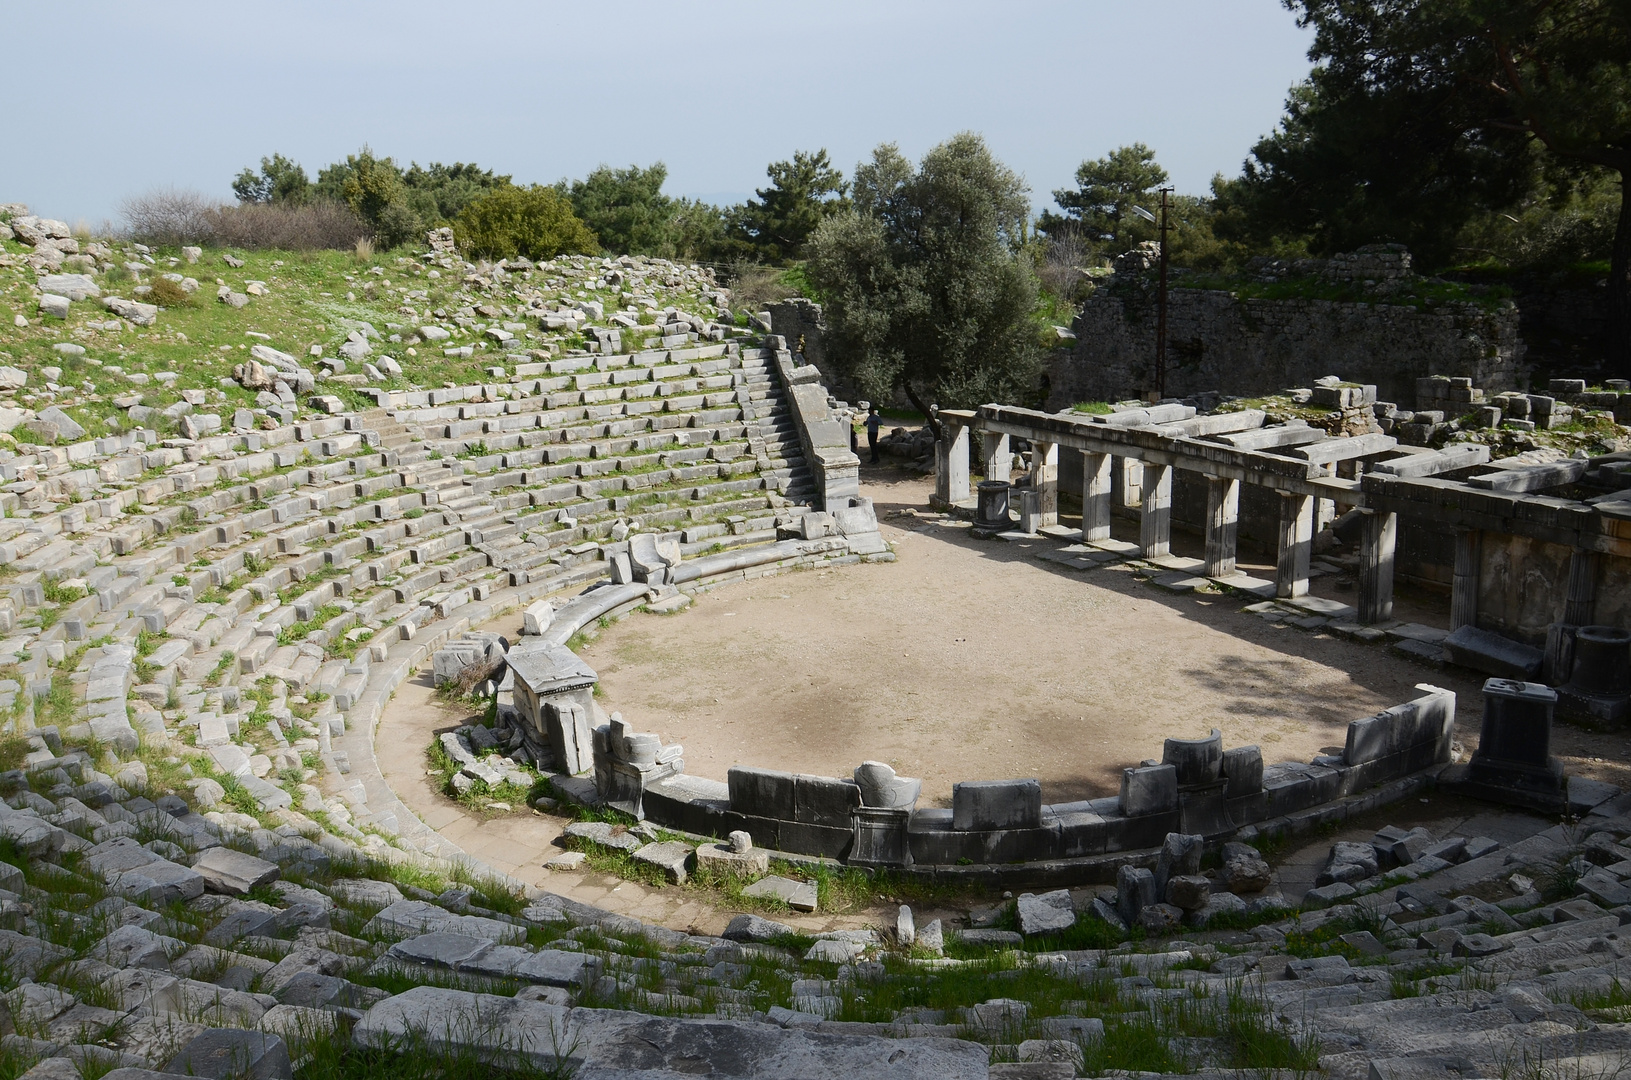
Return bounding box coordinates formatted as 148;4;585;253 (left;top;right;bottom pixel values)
975;480;1010;530
506;642;598;773
1460;679;1567;811
1162;729;1223;786
1560;625;1631;725
1030;441;1058;527
1017;487;1043;535
592;713;683;819
1163;729;1232;836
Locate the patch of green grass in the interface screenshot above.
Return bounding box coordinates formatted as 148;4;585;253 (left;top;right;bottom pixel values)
41;579;86;604
296;1021;578;1080
279;603;343;646
0;734;27;772
206;651;236;686
1071;401;1113;414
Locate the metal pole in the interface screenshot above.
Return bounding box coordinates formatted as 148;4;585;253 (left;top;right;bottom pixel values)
1155;187;1171;400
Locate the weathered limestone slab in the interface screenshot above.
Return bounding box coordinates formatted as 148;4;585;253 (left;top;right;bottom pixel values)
1443;625;1544;680
951;779;1042;830
362;900;526;944
354;987;991;1078
192;847;280;895
742;875;819;911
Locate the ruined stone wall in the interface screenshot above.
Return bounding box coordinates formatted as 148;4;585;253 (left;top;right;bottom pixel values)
1050;287;1525;407
1477;534;1575;645
766;298;840;388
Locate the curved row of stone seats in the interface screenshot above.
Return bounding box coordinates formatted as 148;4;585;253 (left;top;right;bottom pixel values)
0;333;827;858
630;686;1460;876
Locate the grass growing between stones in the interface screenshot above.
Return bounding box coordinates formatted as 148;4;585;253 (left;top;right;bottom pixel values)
424;739;537;819
296;1021;578;1080
0;733;26;771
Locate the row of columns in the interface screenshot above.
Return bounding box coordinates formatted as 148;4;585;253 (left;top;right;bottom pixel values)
938;421;1401;623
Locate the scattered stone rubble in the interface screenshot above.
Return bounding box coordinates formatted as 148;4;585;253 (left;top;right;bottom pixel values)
9;751;1631;1080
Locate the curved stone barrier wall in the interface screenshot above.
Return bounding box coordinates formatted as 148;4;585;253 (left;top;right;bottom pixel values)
619;685;1458;880
452;511;1465;881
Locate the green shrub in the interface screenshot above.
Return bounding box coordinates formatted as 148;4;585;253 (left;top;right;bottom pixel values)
148;276;194;307
455;185;599;261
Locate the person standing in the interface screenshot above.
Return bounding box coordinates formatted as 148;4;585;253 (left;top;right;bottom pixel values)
864;407;884;464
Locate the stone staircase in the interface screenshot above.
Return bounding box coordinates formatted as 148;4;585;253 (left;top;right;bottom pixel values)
741;352;817;503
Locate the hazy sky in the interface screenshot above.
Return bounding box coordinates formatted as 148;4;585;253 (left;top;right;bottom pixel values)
2;1;1313;227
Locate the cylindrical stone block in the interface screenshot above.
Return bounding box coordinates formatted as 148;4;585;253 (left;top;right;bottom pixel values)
975;480;1010;528
1163;728;1223;786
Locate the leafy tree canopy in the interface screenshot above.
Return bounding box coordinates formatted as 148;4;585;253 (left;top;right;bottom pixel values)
402;161;511;225
730;149;849;263
807;133;1045;430
231;154;311;205
1039;143;1169;250
1231;0;1631;369
563;163;676;256
454;184;598;261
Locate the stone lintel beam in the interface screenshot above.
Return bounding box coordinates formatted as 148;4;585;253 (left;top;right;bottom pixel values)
1212;421;1321;451
976;405;1330;492
1362;473;1627;557
1151;409;1268;439
1287;431;1397;465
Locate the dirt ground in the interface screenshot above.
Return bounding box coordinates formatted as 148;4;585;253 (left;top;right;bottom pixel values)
575;469;1630;804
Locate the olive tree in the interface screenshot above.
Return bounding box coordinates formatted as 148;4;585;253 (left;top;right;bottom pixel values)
806;133;1044;435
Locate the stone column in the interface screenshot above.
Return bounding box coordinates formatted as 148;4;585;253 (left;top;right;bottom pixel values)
933;438;951;506
933;422;971;507
1562;549;1599;626
1030;441;1058;527
983;431;1010;483
1358;509;1397;624
1117;457;1144;508
1546;548;1601;682
1081;451;1112;542
1450;529;1481;631
946;422;970;505
1139;462;1172;558
1275;493;1313;599
1203;476;1240;578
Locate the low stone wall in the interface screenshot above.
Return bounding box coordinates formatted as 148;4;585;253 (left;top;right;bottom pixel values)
634;686;1458;881
1050;286;1523;406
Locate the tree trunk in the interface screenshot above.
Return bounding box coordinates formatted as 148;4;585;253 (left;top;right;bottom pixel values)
1611;172;1631;380
903;382;942;441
